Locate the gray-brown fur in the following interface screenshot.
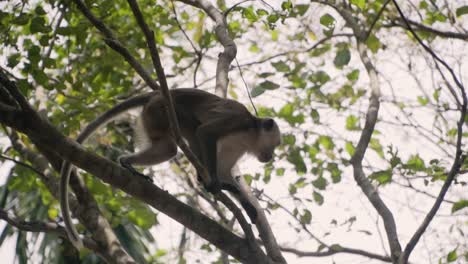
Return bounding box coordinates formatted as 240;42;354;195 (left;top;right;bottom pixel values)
60;88;281;248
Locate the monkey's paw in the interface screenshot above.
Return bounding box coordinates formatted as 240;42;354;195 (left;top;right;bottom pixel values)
119;160;153;182
241;201;258;224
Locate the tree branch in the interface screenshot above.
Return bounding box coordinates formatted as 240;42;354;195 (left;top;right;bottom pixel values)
194;0;237;97
0;77;270;264
1;72;137;264
126;0;261;257
192;0;286;262
383;19;468;41
364;0;391;40
70;0;160;91
310;2;403;262
280;245;392;262
390;1;468;263
0;209;114;262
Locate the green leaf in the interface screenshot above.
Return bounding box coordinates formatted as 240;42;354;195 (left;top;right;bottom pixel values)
251;86;265;97
279;103;293;117
267;14;279;24
30;16;48;33
419;1;428;9
320;14;335;28
295;4;310;16
300;209;312;225
12;14;30;25
346;115;360;130
259;80;280;90
281;1;293;11
242;6;258;23
48;207;59;219
369;169;392;184
345;141;355;156
433;88;441;102
318;135;334;150
127;207;157;229
313;191;324;205
346;69;360;81
258;72;275;78
249;44;260;53
282;134;296;145
271;61;291;72
32;69;49;86
327;163;342;183
350;0;366;9
310;109;320;123
334;48;351;67
256;9;268;16
417;96;429;106
309;71;330;84
287;148;307;173
456;6;468;17
370;138;384;158
35;6;47;15
451;200;468;213
7;54;21;68
366;34;381;53
312;176;327;190
276;168;285;176
406;155;426;171
447;248;458;262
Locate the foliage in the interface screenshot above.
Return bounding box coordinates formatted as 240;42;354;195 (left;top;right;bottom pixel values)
0;0;467;263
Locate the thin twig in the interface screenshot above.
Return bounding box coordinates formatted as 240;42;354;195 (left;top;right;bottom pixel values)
364;0;391;40
392;1;467;262
0;154;48;180
126;0;211;189
224;0;253;17
235;58;257;115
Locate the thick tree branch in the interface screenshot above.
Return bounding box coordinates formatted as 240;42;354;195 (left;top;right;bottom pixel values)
1;126;135;264
352;36;402;264
195;0;237;97
0;78;270;264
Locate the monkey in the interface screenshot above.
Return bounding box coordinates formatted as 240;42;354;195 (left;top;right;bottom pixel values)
60;88;281;249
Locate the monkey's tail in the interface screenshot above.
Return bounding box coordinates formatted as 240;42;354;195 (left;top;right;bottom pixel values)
59;91;157;249
77;91;157;143
60;161;84;249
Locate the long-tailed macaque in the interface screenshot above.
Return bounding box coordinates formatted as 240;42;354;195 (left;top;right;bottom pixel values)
60;88;281;248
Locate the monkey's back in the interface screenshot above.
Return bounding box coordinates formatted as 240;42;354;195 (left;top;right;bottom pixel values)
171;88;253;123
141;88;253;140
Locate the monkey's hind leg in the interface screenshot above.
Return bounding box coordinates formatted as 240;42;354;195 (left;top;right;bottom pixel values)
118;137;177;182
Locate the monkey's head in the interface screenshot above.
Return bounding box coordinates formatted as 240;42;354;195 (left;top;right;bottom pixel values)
254;118;281;163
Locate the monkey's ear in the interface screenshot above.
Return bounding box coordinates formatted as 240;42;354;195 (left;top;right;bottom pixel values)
262;118;275;130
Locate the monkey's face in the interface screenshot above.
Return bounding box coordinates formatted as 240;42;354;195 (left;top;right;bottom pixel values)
255;118;281;163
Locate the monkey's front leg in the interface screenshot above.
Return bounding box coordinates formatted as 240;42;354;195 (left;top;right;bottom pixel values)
118;157;153;182
217;162;258;223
